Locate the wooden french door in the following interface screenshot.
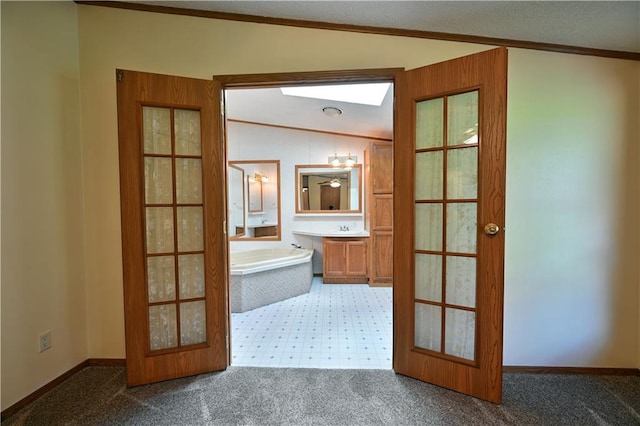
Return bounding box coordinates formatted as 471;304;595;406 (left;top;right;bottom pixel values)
394;48;508;403
117;70;228;386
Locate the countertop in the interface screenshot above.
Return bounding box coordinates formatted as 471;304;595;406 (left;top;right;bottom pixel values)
292;230;370;238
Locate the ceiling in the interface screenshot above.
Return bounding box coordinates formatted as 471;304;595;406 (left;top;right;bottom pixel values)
225;85;395;140
125;1;639;140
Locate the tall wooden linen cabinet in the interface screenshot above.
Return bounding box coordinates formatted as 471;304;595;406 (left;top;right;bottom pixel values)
366;142;393;286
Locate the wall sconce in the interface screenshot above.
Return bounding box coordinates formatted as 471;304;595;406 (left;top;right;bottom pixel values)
249;173;268;183
328;153;358;169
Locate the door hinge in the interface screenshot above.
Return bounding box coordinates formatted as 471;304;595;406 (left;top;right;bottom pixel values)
116;69;124;82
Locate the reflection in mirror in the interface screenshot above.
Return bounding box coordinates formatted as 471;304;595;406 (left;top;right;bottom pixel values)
295;164;362;214
227;165;245;237
227;160;280;240
248;179;263;212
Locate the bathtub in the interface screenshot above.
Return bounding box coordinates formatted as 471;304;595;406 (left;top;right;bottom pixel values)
230;248;314;313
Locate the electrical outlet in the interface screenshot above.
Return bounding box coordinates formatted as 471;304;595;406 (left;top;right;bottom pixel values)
39;330;52;353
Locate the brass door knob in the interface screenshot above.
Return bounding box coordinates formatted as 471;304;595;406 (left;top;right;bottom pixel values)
484;223;500;236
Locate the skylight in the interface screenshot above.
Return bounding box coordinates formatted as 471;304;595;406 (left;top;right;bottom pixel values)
281;83;391;106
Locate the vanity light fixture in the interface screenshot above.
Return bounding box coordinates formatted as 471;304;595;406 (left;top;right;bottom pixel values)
250;173;268;183
328;154;358;169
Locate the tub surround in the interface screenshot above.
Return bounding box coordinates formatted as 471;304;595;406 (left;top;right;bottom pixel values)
230;248;313;312
230;247;312;274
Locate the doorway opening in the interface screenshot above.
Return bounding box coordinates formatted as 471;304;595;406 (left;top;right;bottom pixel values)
223;78;395;369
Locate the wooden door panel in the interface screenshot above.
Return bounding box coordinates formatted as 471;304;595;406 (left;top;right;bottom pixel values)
323;238;346;277
371;232;393;283
394;48;507;403
346;240;368;276
117;70;227;386
372;144;393;194
373;195;393;231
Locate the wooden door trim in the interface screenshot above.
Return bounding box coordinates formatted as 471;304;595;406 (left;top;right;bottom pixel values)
214;68;402;88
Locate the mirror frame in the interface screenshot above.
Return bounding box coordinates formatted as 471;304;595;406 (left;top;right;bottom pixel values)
228;160;281;241
295;164;363;214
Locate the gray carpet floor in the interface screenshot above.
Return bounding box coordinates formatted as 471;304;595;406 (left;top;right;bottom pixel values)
3;366;640;425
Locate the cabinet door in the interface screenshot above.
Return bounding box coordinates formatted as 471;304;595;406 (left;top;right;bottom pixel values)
372;143;393;194
372;194;393;231
346;240;368;276
371;232;393;283
323;239;346;277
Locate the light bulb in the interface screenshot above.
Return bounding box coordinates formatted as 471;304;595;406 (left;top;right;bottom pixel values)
331;153;341;167
345;153;355;168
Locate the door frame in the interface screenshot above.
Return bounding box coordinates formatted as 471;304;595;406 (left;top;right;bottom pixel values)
216;67;400;363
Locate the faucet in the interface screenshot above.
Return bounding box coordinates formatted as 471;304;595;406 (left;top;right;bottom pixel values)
291;243;302;249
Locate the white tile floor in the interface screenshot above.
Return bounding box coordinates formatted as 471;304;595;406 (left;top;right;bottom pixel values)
230;277;393;369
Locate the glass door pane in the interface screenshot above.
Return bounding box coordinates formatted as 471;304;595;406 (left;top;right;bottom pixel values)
142;107;207;352
414;90;479;362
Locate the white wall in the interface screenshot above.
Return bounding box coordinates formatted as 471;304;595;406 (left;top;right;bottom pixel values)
227;121;372;273
504;50;640;366
1;1;88;409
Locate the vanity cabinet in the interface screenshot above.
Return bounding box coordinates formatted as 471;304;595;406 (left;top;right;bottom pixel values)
366;142;393;286
254;225;277;237
322;237;368;284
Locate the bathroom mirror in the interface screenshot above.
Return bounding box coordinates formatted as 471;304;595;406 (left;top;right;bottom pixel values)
227;160;281;240
295;164;362;214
